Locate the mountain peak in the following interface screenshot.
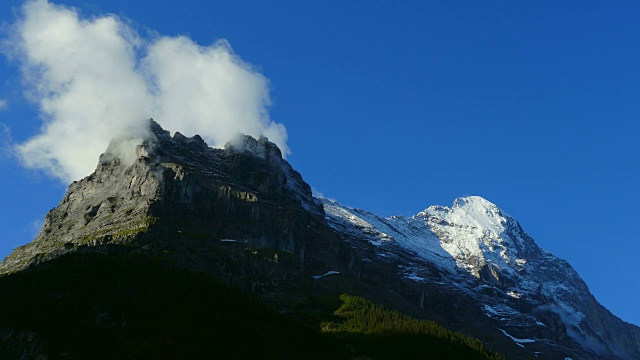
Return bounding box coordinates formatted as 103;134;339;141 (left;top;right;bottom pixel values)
224;133;283;160
420;196;509;232
1;119;321;275
452;195;498;211
450;195;512;225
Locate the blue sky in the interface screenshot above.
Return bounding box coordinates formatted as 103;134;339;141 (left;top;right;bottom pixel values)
1;0;639;326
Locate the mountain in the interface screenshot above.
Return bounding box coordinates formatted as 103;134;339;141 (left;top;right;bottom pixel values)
1;120;638;359
323;197;640;359
1;119;342;284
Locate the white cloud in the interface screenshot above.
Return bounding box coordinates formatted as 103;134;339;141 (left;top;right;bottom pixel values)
0;99;7;109
7;0;288;183
145;37;288;153
13;0;152;182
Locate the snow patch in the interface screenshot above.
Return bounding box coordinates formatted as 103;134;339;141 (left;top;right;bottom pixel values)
483;304;521;319
484;305;499;316
312;271;340;280
499;329;535;348
507;290;523;299
405;273;425;282
220;239;249;243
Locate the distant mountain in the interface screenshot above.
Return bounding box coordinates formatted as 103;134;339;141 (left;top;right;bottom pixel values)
1;120;637;359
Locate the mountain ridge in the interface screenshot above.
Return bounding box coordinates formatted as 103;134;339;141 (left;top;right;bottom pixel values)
1;119;638;359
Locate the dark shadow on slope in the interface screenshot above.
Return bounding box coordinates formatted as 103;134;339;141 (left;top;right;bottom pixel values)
0;253;505;359
0;253;349;359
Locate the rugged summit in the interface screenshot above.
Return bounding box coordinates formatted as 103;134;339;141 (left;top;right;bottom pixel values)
1;120;349;292
2;120;639;359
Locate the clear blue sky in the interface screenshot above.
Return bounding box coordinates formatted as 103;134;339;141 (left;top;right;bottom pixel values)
1;0;639;326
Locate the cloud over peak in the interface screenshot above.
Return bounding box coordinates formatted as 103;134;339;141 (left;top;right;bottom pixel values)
7;0;288;183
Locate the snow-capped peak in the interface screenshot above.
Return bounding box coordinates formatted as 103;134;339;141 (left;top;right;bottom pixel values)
323;195;535;281
452;196;505;215
417;196;511;242
419;196;541;281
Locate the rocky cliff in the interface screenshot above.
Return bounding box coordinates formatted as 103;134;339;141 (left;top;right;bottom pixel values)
0;120;352;295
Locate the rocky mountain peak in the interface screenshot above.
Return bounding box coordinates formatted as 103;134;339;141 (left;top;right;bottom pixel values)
224;133;283;160
422;195;508;227
452;195;503;213
0;120;332;277
416;195;538;264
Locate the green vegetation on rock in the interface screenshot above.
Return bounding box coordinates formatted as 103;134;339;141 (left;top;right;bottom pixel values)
322;294;504;360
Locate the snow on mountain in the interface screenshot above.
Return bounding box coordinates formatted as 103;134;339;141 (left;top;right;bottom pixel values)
323;195;538;284
321;195;640;359
418;196;538;279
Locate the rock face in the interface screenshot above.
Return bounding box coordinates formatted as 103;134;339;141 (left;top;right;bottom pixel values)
2;120;639;359
0;120;350;294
